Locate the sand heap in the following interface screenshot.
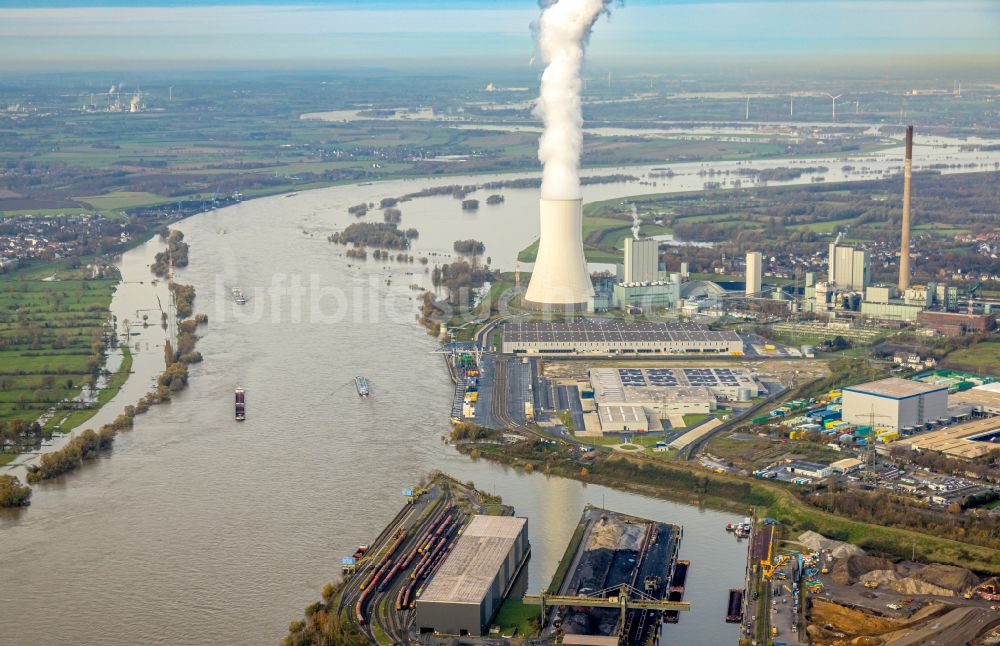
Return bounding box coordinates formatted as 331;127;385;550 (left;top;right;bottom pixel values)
799;530;867;560
586;515;623;551
831;555;899;586
889;564;980;597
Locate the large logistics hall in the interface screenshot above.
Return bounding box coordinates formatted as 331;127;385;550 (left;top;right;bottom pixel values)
501;320;744;356
415;515;529;637
842;378;949;431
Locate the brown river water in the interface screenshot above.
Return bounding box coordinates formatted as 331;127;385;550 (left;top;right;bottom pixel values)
4;145;1000;645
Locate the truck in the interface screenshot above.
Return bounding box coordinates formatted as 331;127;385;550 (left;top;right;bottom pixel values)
524;401;534;420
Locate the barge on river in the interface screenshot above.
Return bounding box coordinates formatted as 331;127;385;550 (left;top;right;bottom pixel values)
235;387;246;421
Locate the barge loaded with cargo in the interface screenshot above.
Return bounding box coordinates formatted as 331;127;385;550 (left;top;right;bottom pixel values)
663;559;690;624
234;387;246;421
726;588;744;622
526;506;688;645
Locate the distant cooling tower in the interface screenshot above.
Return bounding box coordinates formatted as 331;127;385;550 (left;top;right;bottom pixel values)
524;198;593;308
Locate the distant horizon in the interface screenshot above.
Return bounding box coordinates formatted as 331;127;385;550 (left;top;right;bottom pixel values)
1;1;998;74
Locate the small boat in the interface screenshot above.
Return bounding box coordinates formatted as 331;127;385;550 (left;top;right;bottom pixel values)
355;376;370;397
232;287;246;305
235;387;246;421
285;192;299;198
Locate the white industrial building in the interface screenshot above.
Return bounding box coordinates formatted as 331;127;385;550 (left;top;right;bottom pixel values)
501;321;744;356
623;237;660;284
597;404;650;433
589;366;762;432
416;515;529;637
746;251;763;296
842;378;949;431
828;243;870;292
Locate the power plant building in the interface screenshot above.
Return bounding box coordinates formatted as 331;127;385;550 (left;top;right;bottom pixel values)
416;515;529;637
842;378;949;431
746;251;763;296
828;243;870;291
623;237;660;284
501;321;744;356
613;275;681;311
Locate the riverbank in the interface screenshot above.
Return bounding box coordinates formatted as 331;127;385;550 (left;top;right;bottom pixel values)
0;262;123;469
0;229;206;503
457;438;1000;576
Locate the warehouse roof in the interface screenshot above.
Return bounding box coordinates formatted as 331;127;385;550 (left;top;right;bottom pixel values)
420;515;526;604
590;367;757;405
598;404;648;426
951;385;1000;413
896;417;1000;460
844;377;947;399
503;320;740;344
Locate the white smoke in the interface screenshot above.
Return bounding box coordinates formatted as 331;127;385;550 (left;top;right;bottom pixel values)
630;202;640;239
535;0;615;200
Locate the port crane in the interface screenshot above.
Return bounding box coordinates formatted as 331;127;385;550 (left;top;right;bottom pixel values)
523;583;690;628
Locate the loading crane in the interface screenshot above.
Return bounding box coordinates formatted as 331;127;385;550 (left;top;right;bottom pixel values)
523;583;690;629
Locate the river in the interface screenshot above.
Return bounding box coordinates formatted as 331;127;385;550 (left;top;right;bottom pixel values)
3;144;1000;645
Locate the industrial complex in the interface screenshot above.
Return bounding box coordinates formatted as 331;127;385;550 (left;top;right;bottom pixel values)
589;366;762;432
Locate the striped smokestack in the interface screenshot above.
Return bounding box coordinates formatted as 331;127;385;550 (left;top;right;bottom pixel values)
898;125;913;291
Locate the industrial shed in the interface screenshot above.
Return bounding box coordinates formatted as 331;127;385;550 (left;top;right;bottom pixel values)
416;515;529;637
500;320;743;356
842;378;948;431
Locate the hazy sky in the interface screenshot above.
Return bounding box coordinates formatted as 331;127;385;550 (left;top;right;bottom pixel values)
1;1;997;69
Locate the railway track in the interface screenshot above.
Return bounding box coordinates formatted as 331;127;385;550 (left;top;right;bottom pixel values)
336;490;469;645
492;355;574;445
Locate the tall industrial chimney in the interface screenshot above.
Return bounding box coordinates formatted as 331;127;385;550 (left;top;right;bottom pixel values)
898;125;913;291
524;198;593;309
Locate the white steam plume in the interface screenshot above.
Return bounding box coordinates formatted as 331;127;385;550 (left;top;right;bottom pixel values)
535;0;614;200
630;202;640;239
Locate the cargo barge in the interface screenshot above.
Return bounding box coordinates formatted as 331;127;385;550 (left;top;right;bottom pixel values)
234;387;245;421
535;507;685;645
726;588;744;623
355;376;370;397
663;559;690;623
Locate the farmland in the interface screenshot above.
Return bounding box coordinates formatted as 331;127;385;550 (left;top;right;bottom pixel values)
0;265;120;464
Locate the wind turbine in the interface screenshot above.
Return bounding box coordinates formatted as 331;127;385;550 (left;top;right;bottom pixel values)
823;93;843;120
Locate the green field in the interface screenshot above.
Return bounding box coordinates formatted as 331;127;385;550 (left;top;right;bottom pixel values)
942;340;1000;376
0;271;117;428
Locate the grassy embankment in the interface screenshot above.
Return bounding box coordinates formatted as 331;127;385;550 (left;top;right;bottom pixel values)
461;440;1000;575
942;338;1000;375
0;266;123;466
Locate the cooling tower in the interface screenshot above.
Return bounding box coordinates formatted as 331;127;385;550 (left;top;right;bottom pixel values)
898;125;913;291
524;198;593;309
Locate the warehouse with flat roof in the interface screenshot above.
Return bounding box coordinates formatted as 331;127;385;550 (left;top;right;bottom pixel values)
589;366;760;430
895;416;1000;460
500;320;743;356
842;378;948;431
416;515;529;637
